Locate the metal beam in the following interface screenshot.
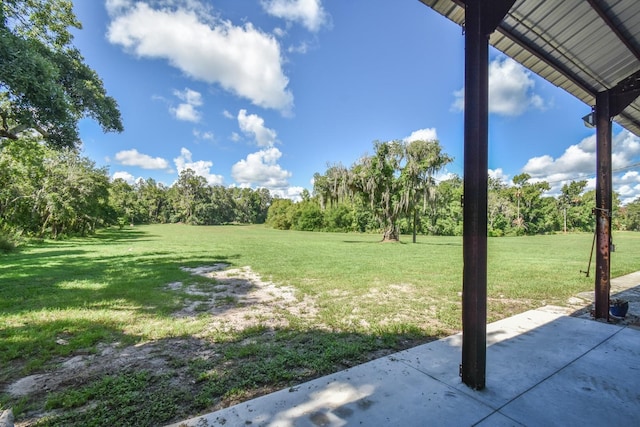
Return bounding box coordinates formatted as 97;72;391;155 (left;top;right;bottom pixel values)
609;69;640;117
594;91;612;320
587;0;640;63
461;0;514;391
594;71;640;320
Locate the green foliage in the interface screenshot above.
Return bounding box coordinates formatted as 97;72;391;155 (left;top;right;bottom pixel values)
291;200;323;231
266;198;294;229
42;370;186;426
0;230;17;253
0;137;109;238
620;197;640;231
323;204;353;232
0;140;272;237
310;139;452;241
0;0;122;148
274;162;635;238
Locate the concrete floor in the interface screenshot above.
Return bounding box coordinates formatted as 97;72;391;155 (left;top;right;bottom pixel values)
168;273;640;427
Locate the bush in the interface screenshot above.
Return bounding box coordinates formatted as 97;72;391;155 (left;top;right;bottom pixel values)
324;205;353;232
266;199;294;230
0;231;17;253
294;202;323;231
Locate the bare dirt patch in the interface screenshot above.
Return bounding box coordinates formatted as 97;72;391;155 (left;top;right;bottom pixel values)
4;264;320;426
171;264;319;330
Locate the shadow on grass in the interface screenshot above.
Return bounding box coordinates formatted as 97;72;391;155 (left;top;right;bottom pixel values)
2;325;439;427
0;226;243;316
86;227;157;243
415;240;462;247
0;227;245;379
0;226;455;426
342;238;462;246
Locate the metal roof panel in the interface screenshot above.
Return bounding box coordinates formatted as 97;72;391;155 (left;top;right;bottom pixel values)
418;0;640;136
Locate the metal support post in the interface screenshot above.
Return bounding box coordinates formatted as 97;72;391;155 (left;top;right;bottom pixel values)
461;0;488;390
461;0;515;391
594;91;612;319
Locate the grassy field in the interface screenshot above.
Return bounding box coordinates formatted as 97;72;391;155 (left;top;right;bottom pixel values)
1;224;639;426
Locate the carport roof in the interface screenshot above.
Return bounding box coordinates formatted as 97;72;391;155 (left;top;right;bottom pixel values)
418;0;640;136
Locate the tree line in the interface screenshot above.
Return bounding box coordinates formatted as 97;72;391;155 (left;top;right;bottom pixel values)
0;137;272;245
2;135;640;251
267;139;640;239
3;1;640;251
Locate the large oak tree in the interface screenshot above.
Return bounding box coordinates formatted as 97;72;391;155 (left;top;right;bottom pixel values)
0;0;122;148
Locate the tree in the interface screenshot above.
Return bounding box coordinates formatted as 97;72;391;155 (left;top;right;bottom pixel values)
620;197;640;231
232;187;272;224
313;140;453;241
136;178;168;223
487;177;513;237
510;173;550;234
430;175;463;236
313;163;350;210
350;141;404;241
401;139;452;242
109;178;137;227
0;136;47;233
292;199;324;231
169;169;208;224
1;137;109;237
266;198;294;230
0;0;122;148
558;180;587;232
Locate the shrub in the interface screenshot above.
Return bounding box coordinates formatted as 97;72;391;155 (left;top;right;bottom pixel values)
0;231;17;253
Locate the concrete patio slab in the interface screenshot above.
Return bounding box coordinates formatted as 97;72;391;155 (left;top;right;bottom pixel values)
394;308;625;410
168;273;640;427
497;326;639;427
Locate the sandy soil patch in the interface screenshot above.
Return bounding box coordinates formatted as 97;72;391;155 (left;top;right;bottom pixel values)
4;264;319;426
171;264;318;330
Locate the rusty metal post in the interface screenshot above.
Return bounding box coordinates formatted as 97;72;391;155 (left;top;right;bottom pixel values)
461;0;515;391
461;0;488;391
594;91;612;320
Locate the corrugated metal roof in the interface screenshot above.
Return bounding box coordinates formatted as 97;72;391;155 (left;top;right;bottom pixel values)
418;0;640;136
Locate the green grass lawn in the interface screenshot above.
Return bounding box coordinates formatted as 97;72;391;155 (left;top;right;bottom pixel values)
1;224;639;426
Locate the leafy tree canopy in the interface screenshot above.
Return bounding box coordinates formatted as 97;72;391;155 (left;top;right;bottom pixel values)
0;0;123;148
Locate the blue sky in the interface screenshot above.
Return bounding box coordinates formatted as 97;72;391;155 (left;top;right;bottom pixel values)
72;0;640;204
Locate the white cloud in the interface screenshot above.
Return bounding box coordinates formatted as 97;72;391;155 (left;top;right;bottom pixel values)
170;88;203;122
237;109;278;147
193;129;214;141
488;168;510;184
175;87;202;106
276;185;305;201
452;57;546;116
404;128;438;142
231;147;292;190
114;149;170;170
620;170;640;183
288;41;310;54
107;2;293;113
524;131;640;179
520;130;640;202
172;103;200;122
112;171;137;184
174;147;224;185
261;0;329;32
617;171;640;204
105;0;132;16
